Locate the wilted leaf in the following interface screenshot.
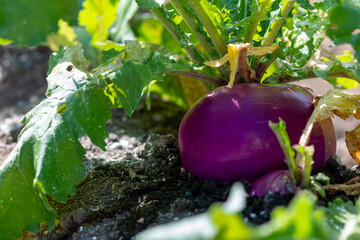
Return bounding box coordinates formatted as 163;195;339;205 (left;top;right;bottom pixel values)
315;90;360;121
178;76;208;107
298;90;360;164
47;44;90;78
345;125;360;164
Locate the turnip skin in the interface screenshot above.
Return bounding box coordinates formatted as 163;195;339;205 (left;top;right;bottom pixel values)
250;169;295;196
178;83;336;183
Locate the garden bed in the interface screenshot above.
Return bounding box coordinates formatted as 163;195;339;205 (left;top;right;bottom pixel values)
1;46;360;240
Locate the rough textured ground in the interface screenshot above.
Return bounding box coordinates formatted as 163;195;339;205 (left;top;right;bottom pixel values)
1;45;360;239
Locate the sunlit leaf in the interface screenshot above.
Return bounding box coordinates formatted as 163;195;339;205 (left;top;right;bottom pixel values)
110;0;138;42
47;19;77;51
78;0;119;46
0;46;111;238
345;125;360;165
298;90;360;164
0;37;12;45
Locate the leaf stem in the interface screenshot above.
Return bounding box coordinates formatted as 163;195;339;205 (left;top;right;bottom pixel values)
262;0;296;46
269;119;300;184
246;0;272;43
150;9;200;64
186;0;227;57
163;70;227;86
263;70;356;84
169;0;216;59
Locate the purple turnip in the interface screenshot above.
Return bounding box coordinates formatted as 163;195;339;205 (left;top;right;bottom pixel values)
250;169;295;196
178;83;336;183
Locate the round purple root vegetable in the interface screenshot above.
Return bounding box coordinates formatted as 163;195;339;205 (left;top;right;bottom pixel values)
250;169;295;196
178;83;336;183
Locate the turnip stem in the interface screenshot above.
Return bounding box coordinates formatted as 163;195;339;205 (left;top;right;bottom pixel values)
269;119;300;185
169;0;216;60
262;0;296;46
150;9;200;64
163;70;227;86
246;0;272;43
186;0;227;57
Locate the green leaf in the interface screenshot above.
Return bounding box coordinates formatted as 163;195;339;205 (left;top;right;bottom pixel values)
47;44;90;78
0;46;112;238
257;191;330;239
0;0;80;46
73;26;101;67
278;10;326;67
324;198;360;239
334;77;360;88
132;16;182;54
110;0;139;42
208;0;260;43
104;61;152;115
296;0;315;10
100;48;123;67
326;1;360;62
136;0;165;9
313;0;338;11
151;76;190;109
98;40;193;115
136;183;247;240
269;118;297;183
137;185;340;240
308;51;360;88
0;148;57;239
78;0;119;46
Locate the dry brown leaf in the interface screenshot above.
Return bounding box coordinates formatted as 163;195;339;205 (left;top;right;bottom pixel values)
204;43;277;87
178;76;208;107
345;124;360;164
298;89;360;165
314;90;360;121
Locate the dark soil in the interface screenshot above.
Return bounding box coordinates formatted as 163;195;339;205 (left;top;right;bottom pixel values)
1;45;360;240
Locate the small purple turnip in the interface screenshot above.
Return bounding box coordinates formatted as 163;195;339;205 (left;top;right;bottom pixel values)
178;83;336;182
250;169;296;196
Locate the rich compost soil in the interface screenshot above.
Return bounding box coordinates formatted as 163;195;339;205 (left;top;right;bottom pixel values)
1;45;360;240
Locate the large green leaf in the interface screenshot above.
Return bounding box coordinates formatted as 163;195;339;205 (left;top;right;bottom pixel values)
0;146;57;239
0;40;194;237
0;0;80;46
104;61;153;115
278;10;326;67
207;0;260;43
0;46;112;238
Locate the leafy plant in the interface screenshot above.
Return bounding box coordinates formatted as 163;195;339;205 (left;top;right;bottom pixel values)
0;0;360;238
137;183;360;240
